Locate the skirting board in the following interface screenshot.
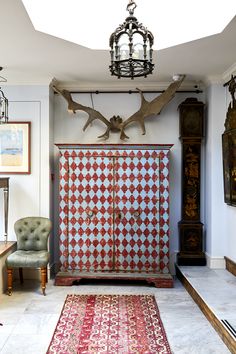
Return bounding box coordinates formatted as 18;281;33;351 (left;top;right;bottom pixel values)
205;253;226;269
170;251;225;275
171;252;226;272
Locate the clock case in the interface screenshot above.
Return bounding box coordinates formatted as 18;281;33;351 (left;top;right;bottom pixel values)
177;98;206;266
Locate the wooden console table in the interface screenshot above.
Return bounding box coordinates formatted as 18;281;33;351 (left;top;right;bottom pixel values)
0;178;9;244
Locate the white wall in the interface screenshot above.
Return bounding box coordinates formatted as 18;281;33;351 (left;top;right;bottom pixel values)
205;83;236;264
53;89;205;270
2;82;235;273
5;82;236;271
0;85;52;243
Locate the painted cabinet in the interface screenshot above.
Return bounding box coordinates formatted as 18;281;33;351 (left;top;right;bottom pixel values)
56;144;173;287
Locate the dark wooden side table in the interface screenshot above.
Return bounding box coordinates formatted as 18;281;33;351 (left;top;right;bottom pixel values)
0;178;9;244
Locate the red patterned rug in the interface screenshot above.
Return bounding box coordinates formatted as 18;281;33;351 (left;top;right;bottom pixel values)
47;294;171;354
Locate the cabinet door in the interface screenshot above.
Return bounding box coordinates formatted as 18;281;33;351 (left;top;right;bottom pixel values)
113;155;160;272
68;155;114;271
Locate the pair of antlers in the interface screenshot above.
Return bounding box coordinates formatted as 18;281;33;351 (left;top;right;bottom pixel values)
53;75;185;140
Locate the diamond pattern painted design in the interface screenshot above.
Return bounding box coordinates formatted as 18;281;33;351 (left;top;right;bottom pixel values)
114;156;160;272
58;147;170;274
68;155;114;271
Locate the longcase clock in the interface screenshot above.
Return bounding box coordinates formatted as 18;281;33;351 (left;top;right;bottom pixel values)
177;98;206;266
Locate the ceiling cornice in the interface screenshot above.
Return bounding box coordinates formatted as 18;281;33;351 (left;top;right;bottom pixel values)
222;61;236;83
203;60;236;87
1;76;54;86
204;75;224;86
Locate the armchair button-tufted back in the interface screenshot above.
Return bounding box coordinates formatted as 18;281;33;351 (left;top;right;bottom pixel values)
15;217;52;251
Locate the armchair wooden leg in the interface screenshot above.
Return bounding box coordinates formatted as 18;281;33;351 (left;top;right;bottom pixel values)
46;267;48;283
7;268;13;296
41;267;47;296
19;268;24;284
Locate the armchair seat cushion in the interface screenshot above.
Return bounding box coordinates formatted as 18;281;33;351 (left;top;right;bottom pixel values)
6;250;49;268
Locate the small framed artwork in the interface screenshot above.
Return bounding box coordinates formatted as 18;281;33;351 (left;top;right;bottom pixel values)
0;122;31;174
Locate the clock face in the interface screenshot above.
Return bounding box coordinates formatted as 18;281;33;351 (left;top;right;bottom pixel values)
181;107;203;137
185;111;200;133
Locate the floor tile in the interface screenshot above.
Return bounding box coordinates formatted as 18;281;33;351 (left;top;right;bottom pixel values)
0;274;232;354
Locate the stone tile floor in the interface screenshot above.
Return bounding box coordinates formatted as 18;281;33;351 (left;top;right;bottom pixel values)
0;273;231;354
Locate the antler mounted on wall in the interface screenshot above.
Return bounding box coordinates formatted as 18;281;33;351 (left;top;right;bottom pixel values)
53;75;185;140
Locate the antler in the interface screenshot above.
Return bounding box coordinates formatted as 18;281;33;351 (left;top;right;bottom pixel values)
53;86;112;139
53;75;185;140
120;75;185;139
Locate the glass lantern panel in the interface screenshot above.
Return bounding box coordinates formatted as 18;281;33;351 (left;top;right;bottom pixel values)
146;38;151;60
132;33;144;59
118;33;130;60
132;43;144;59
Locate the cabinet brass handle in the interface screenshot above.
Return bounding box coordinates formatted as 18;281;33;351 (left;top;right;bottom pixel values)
116;211;123;219
133;210;140;218
87;210;94;218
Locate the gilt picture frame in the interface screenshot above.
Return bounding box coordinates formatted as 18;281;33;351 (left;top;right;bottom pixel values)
0;122;31;174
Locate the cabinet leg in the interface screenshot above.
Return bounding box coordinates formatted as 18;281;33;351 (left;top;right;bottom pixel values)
54;275;82;286
146;278;173;288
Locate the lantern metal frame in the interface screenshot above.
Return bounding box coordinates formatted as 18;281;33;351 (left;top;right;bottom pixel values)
0;67;8;124
109;0;154;79
0;88;8;124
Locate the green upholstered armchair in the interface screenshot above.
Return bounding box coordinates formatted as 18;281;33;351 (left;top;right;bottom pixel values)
6;217;52;296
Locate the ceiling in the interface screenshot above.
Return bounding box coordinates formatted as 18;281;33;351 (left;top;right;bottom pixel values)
1;0;236;89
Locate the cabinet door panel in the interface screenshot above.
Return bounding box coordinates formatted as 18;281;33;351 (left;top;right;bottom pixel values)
68;155;114;271
114;156;160;272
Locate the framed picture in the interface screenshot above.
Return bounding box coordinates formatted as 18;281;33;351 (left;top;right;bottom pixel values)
222;75;236;206
222;129;236;206
0;122;31;174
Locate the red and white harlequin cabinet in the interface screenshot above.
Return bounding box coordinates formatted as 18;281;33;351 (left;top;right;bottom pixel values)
55;144;173;287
